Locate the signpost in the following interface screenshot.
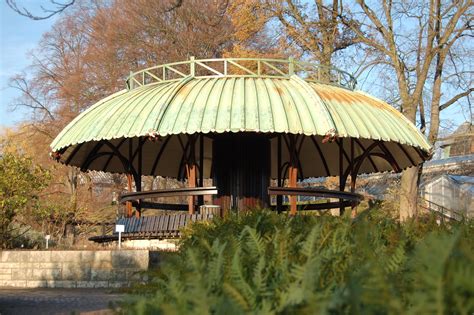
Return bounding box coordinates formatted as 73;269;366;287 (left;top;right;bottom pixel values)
115;224;125;249
45;235;50;249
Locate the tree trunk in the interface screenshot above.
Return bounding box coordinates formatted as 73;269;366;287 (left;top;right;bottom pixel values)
400;166;419;221
67;168;78;211
399;104;419;221
428;0;443;144
319;46;333;84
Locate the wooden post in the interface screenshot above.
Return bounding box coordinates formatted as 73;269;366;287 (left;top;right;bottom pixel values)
186;135;197;214
277;135;282;213
186;164;196;214
126;173;133;218
135;138;143;218
289;166;298;215
198;134;204;206
339;138;345;215
288;135;298;216
350;138;357;218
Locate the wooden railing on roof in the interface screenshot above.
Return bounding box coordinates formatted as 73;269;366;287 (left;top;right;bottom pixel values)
126;57;357;91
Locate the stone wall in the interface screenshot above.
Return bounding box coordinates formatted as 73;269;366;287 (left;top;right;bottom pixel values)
0;250;150;288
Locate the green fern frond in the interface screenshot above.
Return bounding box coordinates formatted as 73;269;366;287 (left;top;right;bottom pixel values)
223;282;250;311
385;240;407;274
228;247;257;309
240;226;266;257
207;239;227;290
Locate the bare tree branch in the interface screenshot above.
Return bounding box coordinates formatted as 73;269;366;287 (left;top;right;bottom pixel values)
9;76;56;122
439;87;474;111
6;0;75;20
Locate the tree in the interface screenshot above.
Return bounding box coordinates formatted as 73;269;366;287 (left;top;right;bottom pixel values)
0;153;50;248
228;0;358;81
341;0;473;220
6;0;235;230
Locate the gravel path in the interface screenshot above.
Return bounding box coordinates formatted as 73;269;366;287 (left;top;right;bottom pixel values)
0;288;124;315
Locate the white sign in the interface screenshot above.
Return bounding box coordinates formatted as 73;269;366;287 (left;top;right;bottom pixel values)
115;224;125;233
116;224;125;250
45;235;51;249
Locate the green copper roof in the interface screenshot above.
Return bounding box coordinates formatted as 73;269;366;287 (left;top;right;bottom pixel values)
50;58;431;178
51;78;430;152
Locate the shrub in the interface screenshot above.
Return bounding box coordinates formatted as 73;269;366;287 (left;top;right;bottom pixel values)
121;210;474;314
0;153;50;248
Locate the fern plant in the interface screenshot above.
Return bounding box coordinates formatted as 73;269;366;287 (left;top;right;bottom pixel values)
119;209;474;315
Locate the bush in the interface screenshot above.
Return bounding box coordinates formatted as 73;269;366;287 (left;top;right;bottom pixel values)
0;153;50;248
121;210;474;314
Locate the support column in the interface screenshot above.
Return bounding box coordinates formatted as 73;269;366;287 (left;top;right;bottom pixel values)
277;135;282;213
127;139;134;218
186;164;196;214
135;138;143;218
186;135;197;214
350;138;357;218
339;138;345;215
289;166;298;215
126;173;133;218
288;135;298;216
198;134;204;206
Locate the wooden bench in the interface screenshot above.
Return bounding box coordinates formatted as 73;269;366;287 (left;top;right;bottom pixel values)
268;186;363;211
120;186;218;212
89;213;214;243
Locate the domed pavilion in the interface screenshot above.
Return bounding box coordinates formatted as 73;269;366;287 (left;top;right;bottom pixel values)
51;57;431;225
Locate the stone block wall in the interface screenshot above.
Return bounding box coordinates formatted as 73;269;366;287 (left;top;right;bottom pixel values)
0;250;150;288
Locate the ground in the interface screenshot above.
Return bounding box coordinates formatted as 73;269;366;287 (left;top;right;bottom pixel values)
0;288;123;315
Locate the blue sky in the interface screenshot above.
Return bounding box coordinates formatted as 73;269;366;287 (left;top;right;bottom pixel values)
0;1;56;128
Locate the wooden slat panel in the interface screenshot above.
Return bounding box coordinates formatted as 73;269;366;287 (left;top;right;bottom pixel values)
177;215;183;230
137;218;142;233
142;217;150;233
138;218;144;234
126;218;134;233
127;218;134;233
121;218;128;233
146;216;152;233
134;217;140;233
155;217;162;233
141;217;147;233
162;215;170;236
172;215;179;235
151;216;158;233
170;215;177;231
109;214;217;239
169;215;177;232
157;216;165;234
130;217;137;233
163;215;171;234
